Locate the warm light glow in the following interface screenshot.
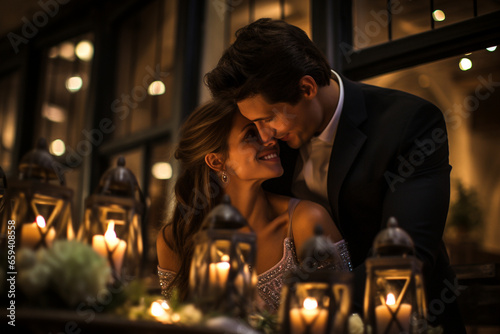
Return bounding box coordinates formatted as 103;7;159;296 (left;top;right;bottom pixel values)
150;301;166;317
75;40;94;61
50;139;66;156
432;10;445;22
386;293;396;306
36;215;46;228
66;76;83;92
105;221;117;240
217;261;230;270
59;42;75;60
152;162;172;180
303;297;318;310
48;46;58;58
459;58;472;71
42;103;66;123
418;74;430;88
148;80;166;96
221;254;230;262
487;46;497;52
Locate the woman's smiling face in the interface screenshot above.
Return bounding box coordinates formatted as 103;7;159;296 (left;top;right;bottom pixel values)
224;112;283;182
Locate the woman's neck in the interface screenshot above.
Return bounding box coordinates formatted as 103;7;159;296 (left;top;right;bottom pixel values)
224;181;275;230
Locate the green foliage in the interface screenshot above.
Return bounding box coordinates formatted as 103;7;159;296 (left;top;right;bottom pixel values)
447;180;482;231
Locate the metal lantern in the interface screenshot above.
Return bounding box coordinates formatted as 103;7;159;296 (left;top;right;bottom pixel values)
77;157;145;281
189;194;257;318
364;217;427;334
1;138;74;249
280;225;353;334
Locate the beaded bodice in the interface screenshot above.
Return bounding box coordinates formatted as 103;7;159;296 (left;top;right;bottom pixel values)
157;198;352;312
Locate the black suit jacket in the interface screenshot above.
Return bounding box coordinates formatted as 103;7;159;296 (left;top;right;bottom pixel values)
264;75;465;332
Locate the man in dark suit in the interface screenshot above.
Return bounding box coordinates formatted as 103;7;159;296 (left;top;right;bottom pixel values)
205;18;465;333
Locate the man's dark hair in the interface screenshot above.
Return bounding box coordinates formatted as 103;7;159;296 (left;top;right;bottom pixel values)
205;18;331;105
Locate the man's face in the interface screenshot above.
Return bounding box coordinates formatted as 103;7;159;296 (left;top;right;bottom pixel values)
237;94;323;149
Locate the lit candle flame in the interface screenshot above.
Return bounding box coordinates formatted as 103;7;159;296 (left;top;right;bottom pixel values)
36;215;46;228
303;297;318;310
221;254;230;262
104;221;117;240
386;293;396;306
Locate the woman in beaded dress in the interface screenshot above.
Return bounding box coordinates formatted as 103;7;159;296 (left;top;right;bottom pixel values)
156;101;351;312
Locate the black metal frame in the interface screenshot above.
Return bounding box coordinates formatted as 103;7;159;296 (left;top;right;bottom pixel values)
313;1;500;81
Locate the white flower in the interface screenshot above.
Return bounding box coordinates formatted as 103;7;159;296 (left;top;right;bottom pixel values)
348;313;365;334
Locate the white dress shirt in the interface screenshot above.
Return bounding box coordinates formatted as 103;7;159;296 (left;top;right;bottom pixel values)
291;70;345;213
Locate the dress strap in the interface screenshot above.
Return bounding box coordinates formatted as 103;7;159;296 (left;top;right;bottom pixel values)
287;198;301;238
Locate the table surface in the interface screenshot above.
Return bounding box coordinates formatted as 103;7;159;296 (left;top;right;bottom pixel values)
2;307;225;334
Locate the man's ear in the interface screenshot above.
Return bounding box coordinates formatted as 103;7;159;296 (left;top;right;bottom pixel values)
205;153;225;172
299;75;318;99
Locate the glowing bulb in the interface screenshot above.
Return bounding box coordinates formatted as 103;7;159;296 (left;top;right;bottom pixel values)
104;221;117;240
386;293;396;306
66;76;83;92
432;10;445;22
152;162;172;179
50;139;66;156
59;42;75;60
36;215;46;228
303;297;318;310
459;58;472;71
148;80;166;96
75;40;94;61
486;46;497;52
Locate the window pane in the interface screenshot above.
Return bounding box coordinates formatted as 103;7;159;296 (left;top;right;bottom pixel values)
362;46;500;259
353;0;389;49
392;1;431;40
113;0;177;138
230;0;250;44
285;0;311;38
433;0;474;28
255;0;282;20
478;0;500;15
145;141;174;273
36;33;94;220
0;70;20;173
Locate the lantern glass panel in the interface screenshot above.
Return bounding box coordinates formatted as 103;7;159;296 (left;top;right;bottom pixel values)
8;183;73;249
365;258;427;334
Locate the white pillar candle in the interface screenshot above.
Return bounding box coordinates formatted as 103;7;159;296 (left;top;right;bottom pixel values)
92;221;127;276
21;215;56;249
290;297;329;334
375;293;411;334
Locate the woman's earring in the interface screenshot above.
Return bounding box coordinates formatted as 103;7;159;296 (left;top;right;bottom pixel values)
221;171;229;184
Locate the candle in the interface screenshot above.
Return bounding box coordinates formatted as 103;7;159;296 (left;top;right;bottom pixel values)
92;221;127;276
209;256;230;290
290;297;329;334
21;215;56;249
375;293;411;334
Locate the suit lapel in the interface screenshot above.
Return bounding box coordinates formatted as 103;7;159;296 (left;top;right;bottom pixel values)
328;76;368;224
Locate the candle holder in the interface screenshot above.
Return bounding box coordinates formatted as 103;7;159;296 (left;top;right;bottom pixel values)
364;217;427;334
280;225;353;334
0;138;74;250
77;157;145;281
189;194;257;318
